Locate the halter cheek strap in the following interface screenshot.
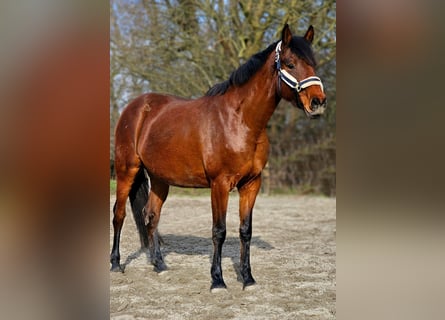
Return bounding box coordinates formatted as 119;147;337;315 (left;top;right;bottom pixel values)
275;41;324;93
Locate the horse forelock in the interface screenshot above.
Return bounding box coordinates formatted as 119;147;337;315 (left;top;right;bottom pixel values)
289;36;317;68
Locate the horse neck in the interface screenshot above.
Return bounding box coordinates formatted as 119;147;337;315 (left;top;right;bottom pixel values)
228;55;279;137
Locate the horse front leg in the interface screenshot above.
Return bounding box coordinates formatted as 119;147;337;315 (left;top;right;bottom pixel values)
238;175;262;289
210;179;230;291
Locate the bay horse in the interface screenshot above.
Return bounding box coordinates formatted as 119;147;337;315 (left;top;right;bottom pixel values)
110;24;326;291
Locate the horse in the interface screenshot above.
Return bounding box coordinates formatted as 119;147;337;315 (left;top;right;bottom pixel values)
110;24;327;291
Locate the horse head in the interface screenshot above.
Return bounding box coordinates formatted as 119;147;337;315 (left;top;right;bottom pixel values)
275;24;327;119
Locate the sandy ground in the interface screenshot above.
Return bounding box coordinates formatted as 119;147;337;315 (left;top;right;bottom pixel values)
110;193;336;319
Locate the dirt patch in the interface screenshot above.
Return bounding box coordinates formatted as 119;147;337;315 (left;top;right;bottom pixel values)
110;194;336;319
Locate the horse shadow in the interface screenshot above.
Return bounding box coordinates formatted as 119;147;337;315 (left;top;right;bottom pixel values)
122;234;274;284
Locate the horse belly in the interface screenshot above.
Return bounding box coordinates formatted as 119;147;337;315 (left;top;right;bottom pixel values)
140;138;209;188
155;161;209;188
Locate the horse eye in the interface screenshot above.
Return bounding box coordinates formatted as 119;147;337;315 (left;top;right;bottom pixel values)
286;63;295;69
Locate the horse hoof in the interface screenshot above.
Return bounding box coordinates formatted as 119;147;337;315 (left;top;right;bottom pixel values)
110;264;124;273
153;262;168;273
210;281;227;293
243;278;256;290
210;287;228;293
243;282;257;291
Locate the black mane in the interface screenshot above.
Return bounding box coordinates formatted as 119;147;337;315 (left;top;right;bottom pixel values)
205;35;316;96
205;41;278;96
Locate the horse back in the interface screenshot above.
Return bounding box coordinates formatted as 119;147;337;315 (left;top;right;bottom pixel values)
115;93;187;144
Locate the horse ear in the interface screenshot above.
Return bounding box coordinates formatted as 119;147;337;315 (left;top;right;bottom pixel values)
281;23;293;47
304;25;315;44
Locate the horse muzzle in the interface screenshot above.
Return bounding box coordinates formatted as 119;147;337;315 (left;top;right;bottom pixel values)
305;97;327;119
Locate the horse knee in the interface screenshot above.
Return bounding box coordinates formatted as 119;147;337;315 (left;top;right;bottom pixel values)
239;229;251;242
212;226;226;243
239;221;252;242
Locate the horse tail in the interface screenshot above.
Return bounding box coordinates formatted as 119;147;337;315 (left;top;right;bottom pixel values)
128;166;150;249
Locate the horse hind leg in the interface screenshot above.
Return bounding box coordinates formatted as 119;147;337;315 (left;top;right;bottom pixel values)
110;160;141;272
144;176;169;272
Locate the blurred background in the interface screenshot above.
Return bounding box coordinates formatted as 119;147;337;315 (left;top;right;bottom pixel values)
338;1;445;320
0;1;109;319
110;0;337;196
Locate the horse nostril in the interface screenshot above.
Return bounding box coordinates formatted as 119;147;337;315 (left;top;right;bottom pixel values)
311;97;327;108
311;98;320;106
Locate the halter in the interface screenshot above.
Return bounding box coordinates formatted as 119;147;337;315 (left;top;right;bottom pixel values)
275;41;324;93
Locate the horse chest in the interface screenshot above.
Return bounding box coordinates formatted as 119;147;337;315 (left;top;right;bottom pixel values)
204;142;263;181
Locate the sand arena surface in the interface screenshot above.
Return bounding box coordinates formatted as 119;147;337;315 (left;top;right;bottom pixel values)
110;194;336;319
